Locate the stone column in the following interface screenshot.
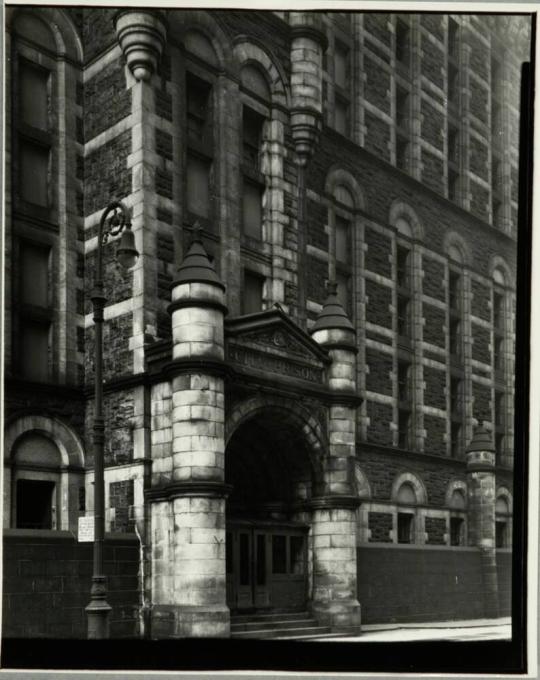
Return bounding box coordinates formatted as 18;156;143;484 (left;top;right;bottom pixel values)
149;231;230;637
466;425;499;618
310;283;361;634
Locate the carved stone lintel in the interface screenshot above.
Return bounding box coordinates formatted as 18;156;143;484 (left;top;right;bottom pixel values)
114;10;167;82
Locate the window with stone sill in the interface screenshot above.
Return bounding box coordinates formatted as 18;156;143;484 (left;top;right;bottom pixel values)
240;66;270;244
396;86;410;130
333;41;351;137
450;376;463;415
186;71;213;146
397;294;410;338
242;269;265;315
395;18;411;67
396;244;411;289
495;390;505;427
450;421;463;458
495;432;505;464
496;520;508;548
18;240;53;382
450;516;464;546
332;186;354;317
398;360;411;403
16;57;52;211
448;168;459;202
396;135;409;172
448;63;459;103
448;18;460;58
398;408;412;449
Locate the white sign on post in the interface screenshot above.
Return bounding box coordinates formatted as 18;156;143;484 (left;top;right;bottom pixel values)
78;515;95;542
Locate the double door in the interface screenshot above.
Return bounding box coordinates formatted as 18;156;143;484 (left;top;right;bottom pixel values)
226;521;308;611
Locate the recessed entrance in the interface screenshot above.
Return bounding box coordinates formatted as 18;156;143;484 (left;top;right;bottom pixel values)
16;479;55;529
225;406;318;612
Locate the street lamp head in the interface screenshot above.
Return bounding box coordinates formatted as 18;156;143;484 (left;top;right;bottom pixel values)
117;227;139;270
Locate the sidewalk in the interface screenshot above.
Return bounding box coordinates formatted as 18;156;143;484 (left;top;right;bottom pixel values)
308;617;512;642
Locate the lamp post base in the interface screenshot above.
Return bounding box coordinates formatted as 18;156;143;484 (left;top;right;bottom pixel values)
86;576;112;639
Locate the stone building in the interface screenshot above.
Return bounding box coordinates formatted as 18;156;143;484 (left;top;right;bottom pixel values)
3;7;529;638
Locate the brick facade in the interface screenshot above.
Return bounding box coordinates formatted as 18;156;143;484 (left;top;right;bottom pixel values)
4;7;524;638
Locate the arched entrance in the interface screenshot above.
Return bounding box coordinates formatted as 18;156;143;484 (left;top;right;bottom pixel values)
225;404;323;612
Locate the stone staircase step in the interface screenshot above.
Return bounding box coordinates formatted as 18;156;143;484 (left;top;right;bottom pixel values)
231;618;317;632
231;611;309;624
231;625;332;639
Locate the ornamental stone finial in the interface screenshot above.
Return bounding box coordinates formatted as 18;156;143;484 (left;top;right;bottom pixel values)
114;9;167;82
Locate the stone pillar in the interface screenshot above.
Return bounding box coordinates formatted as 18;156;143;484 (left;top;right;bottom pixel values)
466;425;499;618
310;283;361;634
149;231;230;637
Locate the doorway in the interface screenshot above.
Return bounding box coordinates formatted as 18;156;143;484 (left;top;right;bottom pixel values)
226;520;308;611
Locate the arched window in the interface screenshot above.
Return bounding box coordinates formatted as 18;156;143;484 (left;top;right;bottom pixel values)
495;491;512;548
334;184;355;315
12;433;62;529
396;482;416;544
449;488;466;546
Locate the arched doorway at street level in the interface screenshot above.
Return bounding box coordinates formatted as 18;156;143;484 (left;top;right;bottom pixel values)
225;404;325;612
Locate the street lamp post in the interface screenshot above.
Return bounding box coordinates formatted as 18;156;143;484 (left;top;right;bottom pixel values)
86;201;139;639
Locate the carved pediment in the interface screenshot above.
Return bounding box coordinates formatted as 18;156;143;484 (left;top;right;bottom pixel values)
225;308;329;385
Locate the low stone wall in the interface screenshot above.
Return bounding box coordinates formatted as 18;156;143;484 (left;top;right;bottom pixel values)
497;548;512;616
357;544;510;624
3;529;140;638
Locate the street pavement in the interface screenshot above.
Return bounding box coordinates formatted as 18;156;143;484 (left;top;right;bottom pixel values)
306;616;512;642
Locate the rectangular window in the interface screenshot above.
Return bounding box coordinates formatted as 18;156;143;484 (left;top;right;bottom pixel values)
256;534;266;586
450;517;464;546
398;409;411;449
449;271;461;310
242;106;265;169
395;20;410;65
396;87;409;129
186;73;211;144
397;295;410;337
449;319;461;356
334;96;349;136
397;512;413;543
492;101;501;138
335;215;350;264
494;336;504;370
448;63;459;102
495;520;506;548
448;125;459;164
450;422;462;458
20;139;49;207
495;392;505;427
272;534;287;574
397;245;410;288
448;18;459;57
493;292;504;330
21;319;50;382
20;60;49;130
239;532;250;585
336;271;351;316
186;154;210;218
398;361;411;402
495;432;505;464
450;377;462;414
20;242;50;308
448;168;459;202
396;136;409;172
243;270;264;315
290;535;305;575
335;43;349;89
242;178;263;239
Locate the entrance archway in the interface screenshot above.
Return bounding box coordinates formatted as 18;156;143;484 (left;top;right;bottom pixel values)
225;402;324;612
